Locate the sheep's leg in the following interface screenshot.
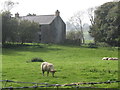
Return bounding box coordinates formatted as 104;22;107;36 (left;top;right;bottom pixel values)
52;72;54;77
42;70;45;76
47;71;49;76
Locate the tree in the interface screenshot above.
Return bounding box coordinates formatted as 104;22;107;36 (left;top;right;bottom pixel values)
2;12;40;44
3;0;19;11
1;1;19;44
2;11;11;43
7;17;19;42
66;30;82;45
18;20;39;44
2;1;40;45
66;30;76;40
89;1;119;46
87;7;95;26
2;11;19;43
27;13;36;16
69;11;85;44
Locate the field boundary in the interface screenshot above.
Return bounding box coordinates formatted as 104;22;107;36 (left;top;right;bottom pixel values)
1;80;120;89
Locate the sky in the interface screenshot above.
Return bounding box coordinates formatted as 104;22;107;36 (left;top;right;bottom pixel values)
0;0;114;23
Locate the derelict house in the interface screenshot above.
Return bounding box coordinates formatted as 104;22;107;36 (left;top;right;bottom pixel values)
15;10;66;44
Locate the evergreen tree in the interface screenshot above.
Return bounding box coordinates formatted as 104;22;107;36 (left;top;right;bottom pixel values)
89;1;119;46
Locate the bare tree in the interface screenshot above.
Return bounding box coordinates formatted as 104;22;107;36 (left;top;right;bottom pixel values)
87;7;95;25
3;0;19;11
87;7;98;44
69;11;85;44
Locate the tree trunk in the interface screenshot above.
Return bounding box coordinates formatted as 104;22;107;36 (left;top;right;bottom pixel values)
82;37;85;44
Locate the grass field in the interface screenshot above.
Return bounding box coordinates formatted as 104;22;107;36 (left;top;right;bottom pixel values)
2;44;119;88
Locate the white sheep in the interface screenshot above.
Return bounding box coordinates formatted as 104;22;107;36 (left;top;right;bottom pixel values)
108;57;113;60
112;57;118;60
102;57;109;60
41;62;56;77
107;57;119;60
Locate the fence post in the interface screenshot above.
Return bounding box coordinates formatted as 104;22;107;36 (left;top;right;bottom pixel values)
4;80;8;88
56;85;59;90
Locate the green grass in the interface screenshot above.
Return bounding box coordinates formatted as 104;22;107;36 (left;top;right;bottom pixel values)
2;44;119;88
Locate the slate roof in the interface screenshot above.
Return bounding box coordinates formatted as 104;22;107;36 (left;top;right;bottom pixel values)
20;15;56;25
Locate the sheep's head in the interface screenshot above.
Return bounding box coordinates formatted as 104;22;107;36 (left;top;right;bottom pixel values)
50;70;56;77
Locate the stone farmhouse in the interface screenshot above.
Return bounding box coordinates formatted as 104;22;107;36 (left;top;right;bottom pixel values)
15;10;66;44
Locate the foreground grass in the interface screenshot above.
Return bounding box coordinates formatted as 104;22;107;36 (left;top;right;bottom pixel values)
2;44;118;88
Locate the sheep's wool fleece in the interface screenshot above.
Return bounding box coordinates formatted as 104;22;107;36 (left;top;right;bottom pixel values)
41;62;54;71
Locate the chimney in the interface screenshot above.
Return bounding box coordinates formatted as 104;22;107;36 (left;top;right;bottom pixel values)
15;12;19;18
55;10;60;16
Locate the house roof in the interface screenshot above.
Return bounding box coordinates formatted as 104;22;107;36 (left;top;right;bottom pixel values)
20;15;56;25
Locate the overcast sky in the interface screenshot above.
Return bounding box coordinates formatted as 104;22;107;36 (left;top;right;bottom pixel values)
0;0;114;23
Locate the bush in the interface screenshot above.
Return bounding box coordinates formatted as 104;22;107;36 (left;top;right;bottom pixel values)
26;57;45;63
64;39;81;46
96;42;109;47
88;43;98;48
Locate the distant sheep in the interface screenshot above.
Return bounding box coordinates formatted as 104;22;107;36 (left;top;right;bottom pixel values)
109;57;118;60
41;62;56;77
102;57;109;60
108;57;113;60
102;57;118;60
112;57;118;60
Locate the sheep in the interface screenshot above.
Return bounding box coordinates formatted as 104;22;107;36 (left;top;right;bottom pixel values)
102;57;118;60
108;57;113;60
41;62;56;77
113;57;118;60
111;57;118;60
102;57;109;60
